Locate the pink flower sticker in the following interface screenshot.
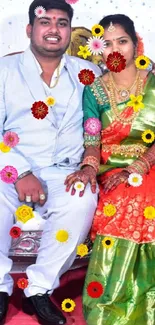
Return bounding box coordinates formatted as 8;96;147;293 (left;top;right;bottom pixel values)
0;166;18;183
87;37;106;55
3;131;19;148
34;6;46;18
65;0;79;4
84;118;102;135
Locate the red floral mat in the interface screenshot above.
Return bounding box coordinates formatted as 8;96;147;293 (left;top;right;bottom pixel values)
5;267;87;325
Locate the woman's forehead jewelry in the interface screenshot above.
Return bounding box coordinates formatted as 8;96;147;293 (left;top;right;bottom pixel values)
108;22;116;33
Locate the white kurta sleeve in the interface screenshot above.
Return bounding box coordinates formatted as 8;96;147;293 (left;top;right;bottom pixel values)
0;66;31;175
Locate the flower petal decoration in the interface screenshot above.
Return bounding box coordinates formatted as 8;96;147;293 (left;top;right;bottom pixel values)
0;165;18;183
9;226;21;238
87;281;104;298
91;24;104;37
84;117;102;135
77;243;88;257
0;142;11;153
127;94;144;112
15;205;34;223
3;131;19;148
144;206;155;220
17;278;28;289
65;0;79;3
55;229;69;243
77;45;91;60
102;237;114;249
128;173;143;187
61;298;76;312
74;181;85;192
103;204;116;217
142;129;155;143
31;101;48;119
106;51;126;73
87;36;106;55
136;33;144;56
45;96;56;107
78;69;95;86
135;55;150;70
34;6;46;18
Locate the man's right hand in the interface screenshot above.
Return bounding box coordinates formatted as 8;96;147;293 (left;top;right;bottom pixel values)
15;174;46;206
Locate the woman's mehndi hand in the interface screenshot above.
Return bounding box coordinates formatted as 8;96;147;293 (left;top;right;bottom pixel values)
64;166;97;197
102;170;130;194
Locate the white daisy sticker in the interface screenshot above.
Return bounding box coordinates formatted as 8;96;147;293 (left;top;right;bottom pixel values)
128;173;143;187
74;181;85;192
87;36;106;55
34;6;46;18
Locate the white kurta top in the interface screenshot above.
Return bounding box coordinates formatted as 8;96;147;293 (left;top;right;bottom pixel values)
0;48;101;174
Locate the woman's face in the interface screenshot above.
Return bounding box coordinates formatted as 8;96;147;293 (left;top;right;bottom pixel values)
102;24;135;67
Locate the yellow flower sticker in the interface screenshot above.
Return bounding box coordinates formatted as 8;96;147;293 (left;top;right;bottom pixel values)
135;55;150;70
77;244;88;257
15;205;34;223
127;94;144;112
61;298;76;312
45;96;56;107
91;24;104;37
77;45;91;59
103;204;116;217
144;206;155;219
102;237;114;249
142;129;155;144
55;230;69;242
0;142;11;153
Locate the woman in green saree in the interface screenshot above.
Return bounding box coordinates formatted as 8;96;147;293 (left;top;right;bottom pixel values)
65;13;155;325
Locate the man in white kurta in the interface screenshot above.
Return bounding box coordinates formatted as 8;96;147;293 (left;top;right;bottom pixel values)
0;0;101;324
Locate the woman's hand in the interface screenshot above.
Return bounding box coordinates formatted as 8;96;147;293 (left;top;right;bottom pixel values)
64;166;97;197
102;170;130;194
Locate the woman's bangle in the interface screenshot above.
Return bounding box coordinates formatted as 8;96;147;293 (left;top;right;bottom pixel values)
80;156;99;173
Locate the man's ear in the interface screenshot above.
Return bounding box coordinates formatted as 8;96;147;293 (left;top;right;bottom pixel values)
26;24;32;39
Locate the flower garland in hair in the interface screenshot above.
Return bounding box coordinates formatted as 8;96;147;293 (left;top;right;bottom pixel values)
136;33;144;56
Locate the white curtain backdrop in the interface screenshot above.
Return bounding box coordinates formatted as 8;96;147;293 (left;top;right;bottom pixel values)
0;0;154;59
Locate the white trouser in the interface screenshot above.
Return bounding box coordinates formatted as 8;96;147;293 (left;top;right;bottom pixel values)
0;166;98;297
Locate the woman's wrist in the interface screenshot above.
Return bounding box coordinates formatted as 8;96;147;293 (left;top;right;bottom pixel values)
80;156;99;173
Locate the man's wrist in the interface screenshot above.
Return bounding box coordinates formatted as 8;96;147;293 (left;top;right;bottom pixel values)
15;170;32;184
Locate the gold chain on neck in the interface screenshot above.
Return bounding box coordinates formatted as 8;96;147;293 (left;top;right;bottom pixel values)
50;63;61;89
105;72;144;124
109;70;140;101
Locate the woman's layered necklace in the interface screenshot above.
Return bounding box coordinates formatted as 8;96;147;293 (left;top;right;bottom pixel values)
106;70;144;124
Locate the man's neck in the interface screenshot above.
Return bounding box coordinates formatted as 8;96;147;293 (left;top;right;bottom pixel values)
31;47;62;74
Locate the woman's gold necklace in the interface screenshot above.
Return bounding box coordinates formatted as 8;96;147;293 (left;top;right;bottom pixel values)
109;70;140;101
106;71;144;124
